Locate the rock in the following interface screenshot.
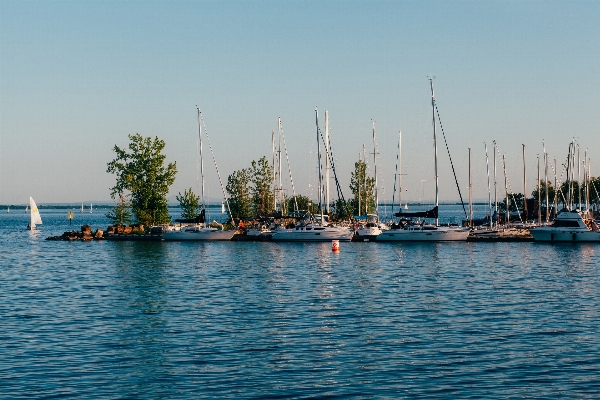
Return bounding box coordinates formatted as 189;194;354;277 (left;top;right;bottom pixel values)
81;225;92;235
123;226;132;234
94;229;104;239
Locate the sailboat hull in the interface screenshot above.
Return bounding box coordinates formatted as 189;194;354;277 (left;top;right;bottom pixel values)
271;226;353;242
376;226;470;241
163;226;235;241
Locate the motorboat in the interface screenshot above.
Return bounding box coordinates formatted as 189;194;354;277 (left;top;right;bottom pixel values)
530;210;600;242
353;214;386;241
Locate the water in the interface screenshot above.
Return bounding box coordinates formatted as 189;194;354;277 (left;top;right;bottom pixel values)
1;208;599;398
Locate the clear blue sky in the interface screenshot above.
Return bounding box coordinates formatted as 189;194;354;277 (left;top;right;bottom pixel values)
1;0;598;205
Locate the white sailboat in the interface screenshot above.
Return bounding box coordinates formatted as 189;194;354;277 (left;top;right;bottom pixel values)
81;202;84;213
25;205;28;213
376;80;469;242
90;203;93;214
27;197;43;230
271;108;353;242
163;107;236;241
6;206;9;213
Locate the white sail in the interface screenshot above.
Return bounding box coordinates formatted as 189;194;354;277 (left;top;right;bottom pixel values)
29;197;42;229
90;203;93;213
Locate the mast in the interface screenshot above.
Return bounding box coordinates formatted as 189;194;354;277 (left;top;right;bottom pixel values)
358;152;361;216
197;107;205;211
537;155;541;224
523;144;527;220
399;131;403;211
278;119;282;213
503;154;509;226
493;140;498;224
577;143;581;211
430;79;439;226
468;147;473;227
325;110;330;214
554;158;558;215
315;107;324;225
485;143;492;229
272;129;276;210
372;120;378;215
544;141;549;222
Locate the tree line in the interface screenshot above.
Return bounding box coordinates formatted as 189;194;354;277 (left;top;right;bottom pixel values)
106;134;600;226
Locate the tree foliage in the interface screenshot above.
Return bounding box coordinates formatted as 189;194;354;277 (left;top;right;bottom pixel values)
107;134;177;226
286;194;317;214
348;159;375;215
250;156;275;216
106;193;133;226
226;168;252;219
176;188;201;219
531;181;555;206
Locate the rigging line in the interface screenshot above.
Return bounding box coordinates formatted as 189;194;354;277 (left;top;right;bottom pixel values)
318;124;345;204
279;120;299;212
434;102;467;219
199;111;235;226
392;148;399;216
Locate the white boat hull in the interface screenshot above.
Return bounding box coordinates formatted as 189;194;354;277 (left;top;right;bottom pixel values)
530;228;600;242
376;226;470;241
271;226;353;242
163;227;235;241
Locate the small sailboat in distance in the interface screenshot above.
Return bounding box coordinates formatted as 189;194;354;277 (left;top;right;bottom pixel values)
90;203;93;214
25;205;28;213
27;197;43;230
81;202;84;213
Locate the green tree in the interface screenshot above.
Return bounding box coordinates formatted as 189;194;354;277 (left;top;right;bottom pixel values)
226;168;253;219
349;159;375;215
176;188;201;219
250;156;275;216
107;134;177;226
499;193;524;213
106;193;133;226
531;181;555;206
286;194;317;214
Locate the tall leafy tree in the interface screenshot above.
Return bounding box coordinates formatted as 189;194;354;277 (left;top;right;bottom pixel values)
349;159;375;216
531;181;555;207
176;188;201;219
107;134;177;226
226;168;252;219
286;194;317;214
250;156;275;216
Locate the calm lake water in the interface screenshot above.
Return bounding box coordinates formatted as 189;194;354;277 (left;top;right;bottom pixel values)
1;207;599;398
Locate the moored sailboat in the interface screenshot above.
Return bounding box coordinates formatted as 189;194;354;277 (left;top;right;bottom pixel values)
376;80;469;242
163;107;236;241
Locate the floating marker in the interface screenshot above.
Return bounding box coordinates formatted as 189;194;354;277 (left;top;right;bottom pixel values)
332;240;340;252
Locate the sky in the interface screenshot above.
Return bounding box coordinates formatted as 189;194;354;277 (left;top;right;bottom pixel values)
1;0;599;206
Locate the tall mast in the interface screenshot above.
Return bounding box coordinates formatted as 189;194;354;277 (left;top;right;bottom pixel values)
430;79;439;226
577;143;581;211
503;154;509;226
493;140;498;222
315;108;323;213
554;158;558;215
468;147;473;227
372;120;378;215
197;107;205;209
485;143;492;229
543;141;549;222
278;118;282;212
358;152;361;217
272;129;276;210
325;110;330;214
537;155;541;224
523;144;527;220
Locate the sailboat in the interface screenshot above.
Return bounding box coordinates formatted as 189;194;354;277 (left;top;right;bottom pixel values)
90;203;93;214
354;122;387;241
163;107;236;241
6;206;9;213
81;202;84;213
25;205;28;213
27;197;43;230
271;108;353;242
376;80;470;242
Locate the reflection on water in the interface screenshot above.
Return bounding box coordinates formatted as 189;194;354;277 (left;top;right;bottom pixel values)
1;212;600;398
